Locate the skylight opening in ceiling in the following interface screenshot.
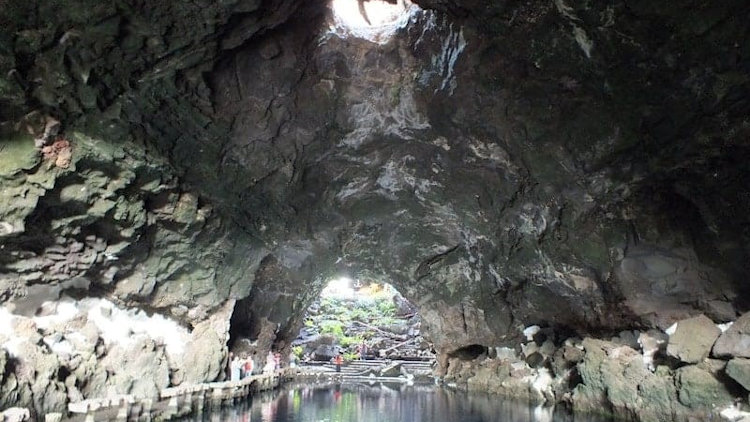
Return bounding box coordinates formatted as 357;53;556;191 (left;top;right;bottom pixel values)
329;0;420;43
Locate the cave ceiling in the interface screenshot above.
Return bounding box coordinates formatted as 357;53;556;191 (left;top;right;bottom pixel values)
0;0;748;355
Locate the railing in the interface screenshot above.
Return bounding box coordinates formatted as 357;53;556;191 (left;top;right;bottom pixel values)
1;360;436;422
1;369;297;422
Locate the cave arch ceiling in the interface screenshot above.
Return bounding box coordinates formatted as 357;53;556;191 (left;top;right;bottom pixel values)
209;0;750;354
1;0;748;357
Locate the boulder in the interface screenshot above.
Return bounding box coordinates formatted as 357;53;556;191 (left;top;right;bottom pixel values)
572;338;687;421
382;322;409;336
696;358;727;376
379;362;403;377
726;358;750;391
312;345;338;361
525;352;546;369
393;294;416;316
574;339;648;409
705;300;736;323
101;338;170;398
713;312;750;358
182;301;234;383
538;340;556;358
1;408;30;422
666;314;720;363
521;342;539;358
14;341;68;415
551;344;583;377
676;365;733;409
635;368;681;422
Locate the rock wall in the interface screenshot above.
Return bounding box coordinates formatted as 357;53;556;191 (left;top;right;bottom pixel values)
0;0;324;415
0;0;749;418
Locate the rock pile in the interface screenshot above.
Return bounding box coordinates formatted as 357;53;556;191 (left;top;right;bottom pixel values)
0;298;232;418
443;312;750;422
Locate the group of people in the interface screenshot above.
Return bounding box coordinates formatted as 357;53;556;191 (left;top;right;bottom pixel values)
229;350;288;381
230;342;370;379
228;353;255;381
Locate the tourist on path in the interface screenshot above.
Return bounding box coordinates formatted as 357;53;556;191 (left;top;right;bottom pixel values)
264;351;276;374
333;353;343;372
242;357;254;379
358;341;368;360
226;352;234;379
230;355;241;381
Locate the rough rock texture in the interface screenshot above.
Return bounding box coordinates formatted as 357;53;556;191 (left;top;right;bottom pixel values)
450;334;744;421
676;365;734;410
726;358;750;392
573;338;683;422
1;0;749;418
182;300;235;385
666;314;721;364
714;312;750;358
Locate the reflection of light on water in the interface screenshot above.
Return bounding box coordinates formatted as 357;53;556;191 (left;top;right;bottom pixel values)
261;399;276;422
533;404;554;422
239;384;614;422
328;0;420;43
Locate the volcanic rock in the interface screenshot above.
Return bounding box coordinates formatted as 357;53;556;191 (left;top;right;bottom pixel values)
726;358;750;392
713;312;750;359
666;314;720;364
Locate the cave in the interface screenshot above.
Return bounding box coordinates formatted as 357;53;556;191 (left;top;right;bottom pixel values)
291;277;426;362
0;0;749;420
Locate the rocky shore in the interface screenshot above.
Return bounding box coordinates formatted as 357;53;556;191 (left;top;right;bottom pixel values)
443;313;750;422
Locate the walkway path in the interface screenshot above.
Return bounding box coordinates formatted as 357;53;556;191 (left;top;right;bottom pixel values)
297;359;435;383
1;360;436;422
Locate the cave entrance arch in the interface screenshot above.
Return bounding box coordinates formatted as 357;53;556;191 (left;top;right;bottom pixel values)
292;276;432;363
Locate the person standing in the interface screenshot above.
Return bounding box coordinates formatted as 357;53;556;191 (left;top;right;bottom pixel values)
359;341;368;360
333;353;343;373
230;355;241;381
264;351;276;374
242;357;254;379
227;352;234;379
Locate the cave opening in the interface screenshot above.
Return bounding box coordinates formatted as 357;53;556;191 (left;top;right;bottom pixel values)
291;276;433;363
328;0;420;43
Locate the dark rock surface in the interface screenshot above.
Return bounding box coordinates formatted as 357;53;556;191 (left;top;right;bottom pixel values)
666;314;721;364
726;358;750;392
1;0;749;418
714;312;750;358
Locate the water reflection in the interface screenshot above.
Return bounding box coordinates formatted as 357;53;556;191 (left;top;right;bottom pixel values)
188;382;613;422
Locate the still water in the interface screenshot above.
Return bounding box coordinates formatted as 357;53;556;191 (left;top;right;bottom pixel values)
191;382;613;422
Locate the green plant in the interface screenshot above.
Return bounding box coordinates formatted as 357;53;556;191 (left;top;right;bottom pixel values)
350;307;370;322
320;320;345;338
376;299;396;316
339;335;364;348
343;352;358;361
292;346;304;359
